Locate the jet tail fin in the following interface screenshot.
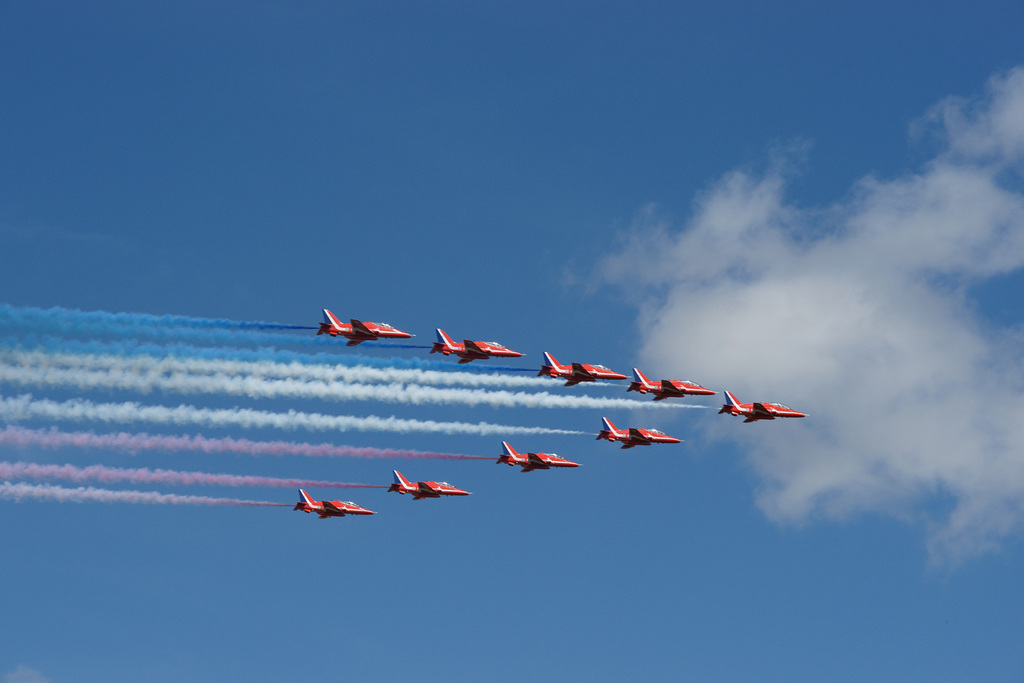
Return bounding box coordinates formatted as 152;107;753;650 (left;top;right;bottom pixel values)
435;329;457;349
295;488;317;511
720;390;744;415
543;352;567;371
601;417;623;436
632;367;654;387
322;309;343;329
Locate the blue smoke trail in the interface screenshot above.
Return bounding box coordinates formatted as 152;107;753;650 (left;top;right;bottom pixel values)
0;304;441;351
0;304;533;371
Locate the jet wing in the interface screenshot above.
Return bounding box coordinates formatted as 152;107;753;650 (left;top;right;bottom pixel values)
463;340;487;355
570;363;595;380
350;319;376;337
628;428;651;444
321;501;347;516
751;403;777;420
660;380;681;395
526;453;551;469
417;483;441;497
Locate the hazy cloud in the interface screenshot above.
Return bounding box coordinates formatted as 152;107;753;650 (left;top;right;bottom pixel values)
3;666;51;683
601;67;1024;565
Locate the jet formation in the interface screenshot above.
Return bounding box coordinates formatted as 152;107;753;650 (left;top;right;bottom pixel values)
292;308;805;519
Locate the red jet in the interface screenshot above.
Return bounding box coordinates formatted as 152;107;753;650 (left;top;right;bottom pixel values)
538;352;628;386
293;489;375;519
317;309;413;346
431;329;523;363
497;441;580;472
596;417;681;449
719;391;806;422
628;368;715;400
388;470;472;500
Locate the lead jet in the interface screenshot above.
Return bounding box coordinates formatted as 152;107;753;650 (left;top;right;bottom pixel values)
293;489;375;518
316;309;413;346
719;391;806;422
538;352;627;386
388;470;471;499
596;417;681;449
497;441;580;472
627;368;715;400
430;329;522;363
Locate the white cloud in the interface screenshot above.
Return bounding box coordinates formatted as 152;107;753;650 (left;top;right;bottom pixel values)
3;666;51;683
601;67;1024;565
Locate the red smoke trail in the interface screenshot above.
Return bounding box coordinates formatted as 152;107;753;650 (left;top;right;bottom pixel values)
0;481;290;507
0;461;388;489
0;425;492;460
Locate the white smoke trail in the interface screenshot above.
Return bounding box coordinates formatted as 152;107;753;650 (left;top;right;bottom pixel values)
0;347;554;389
0;394;585;436
0;481;289;507
0;460;385;489
0;353;697;411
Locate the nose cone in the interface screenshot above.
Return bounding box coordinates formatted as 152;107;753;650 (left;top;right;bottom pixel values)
393;329;413;339
353;506;376;515
609;371;628;380
453;488;472;496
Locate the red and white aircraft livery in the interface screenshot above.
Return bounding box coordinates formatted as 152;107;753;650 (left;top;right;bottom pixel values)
537;352;628;386
388;470;472;500
317;309;413;346
627;368;715;400
497;441;580;472
719;391;806;423
293;489;375;519
596;417;681;449
430;329;523;363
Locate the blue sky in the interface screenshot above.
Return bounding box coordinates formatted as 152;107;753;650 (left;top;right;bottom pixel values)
3;2;1024;681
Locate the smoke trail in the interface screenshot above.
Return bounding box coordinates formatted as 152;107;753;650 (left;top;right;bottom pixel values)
0;304;386;349
0;343;556;388
0;356;694;410
0;481;290;507
0;460;387;489
1;334;530;375
0;394;586;436
0;425;492;461
0;303;312;332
